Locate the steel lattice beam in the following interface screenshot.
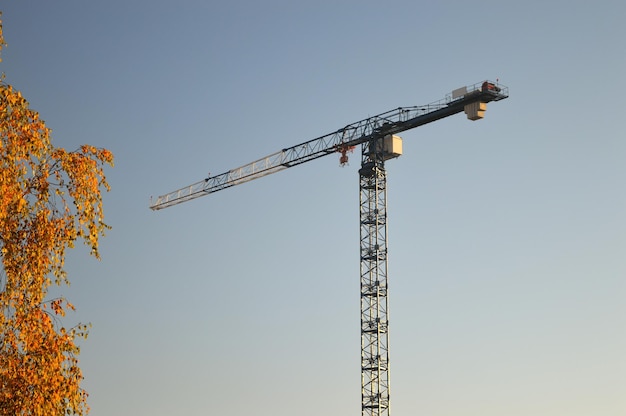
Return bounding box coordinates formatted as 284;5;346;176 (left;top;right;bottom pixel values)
150;81;508;210
359;138;391;416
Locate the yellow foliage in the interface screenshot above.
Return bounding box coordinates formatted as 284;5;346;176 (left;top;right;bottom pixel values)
0;12;4;62
0;22;113;415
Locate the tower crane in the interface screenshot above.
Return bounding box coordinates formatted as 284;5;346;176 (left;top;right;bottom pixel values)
150;80;509;416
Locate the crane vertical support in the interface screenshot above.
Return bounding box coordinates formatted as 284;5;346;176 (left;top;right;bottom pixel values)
359;137;391;416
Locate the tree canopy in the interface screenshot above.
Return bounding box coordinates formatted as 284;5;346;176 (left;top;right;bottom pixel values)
0;12;114;415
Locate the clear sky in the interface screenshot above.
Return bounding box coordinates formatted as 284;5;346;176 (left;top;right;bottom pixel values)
2;1;625;415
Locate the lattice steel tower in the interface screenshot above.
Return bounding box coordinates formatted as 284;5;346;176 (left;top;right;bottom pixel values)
359;137;391;416
150;81;509;416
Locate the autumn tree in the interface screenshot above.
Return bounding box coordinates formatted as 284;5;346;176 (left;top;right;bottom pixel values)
0;13;113;415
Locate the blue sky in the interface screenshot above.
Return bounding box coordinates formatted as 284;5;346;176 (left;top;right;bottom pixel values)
2;1;625;415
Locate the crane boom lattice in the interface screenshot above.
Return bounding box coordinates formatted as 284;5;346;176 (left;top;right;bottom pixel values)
150;80;509;416
150;81;508;211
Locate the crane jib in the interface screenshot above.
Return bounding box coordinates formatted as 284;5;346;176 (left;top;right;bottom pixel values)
150;81;508;210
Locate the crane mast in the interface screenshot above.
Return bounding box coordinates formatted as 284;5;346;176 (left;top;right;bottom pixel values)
359;138;392;415
151;81;509;416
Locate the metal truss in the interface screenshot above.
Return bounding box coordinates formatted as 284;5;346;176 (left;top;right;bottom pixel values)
149;81;508;210
359;138;391;416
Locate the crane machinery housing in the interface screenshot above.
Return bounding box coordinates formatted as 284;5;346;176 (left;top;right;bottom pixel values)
151;80;509;416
